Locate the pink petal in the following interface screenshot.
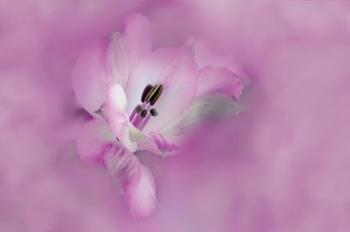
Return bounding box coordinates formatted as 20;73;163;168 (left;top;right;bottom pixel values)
126;48;198;133
75;119;114;166
123;165;157;218
196;67;244;100
71;39;110;114
105;151;157;217
138;132;180;156
102;84;137;152
106;13;152;88
123;13;152;68
72;13;152;114
151;133;179;153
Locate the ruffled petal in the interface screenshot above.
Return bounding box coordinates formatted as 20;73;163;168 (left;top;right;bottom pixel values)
123;165;157;218
196;67;244;100
138;132;180;156
106;13;152;88
71;39;110;114
75;119;114;166
126;48;198;133
104;149;141;183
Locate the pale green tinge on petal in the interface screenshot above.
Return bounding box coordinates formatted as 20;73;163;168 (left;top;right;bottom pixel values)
165;94;241;136
129;124;146;142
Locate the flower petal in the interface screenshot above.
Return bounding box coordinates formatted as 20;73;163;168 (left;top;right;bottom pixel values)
106;13;152;88
123;13;152;68
140;95;239;155
75;119;114;166
72;39;110;114
196;67;244;100
72;13;152;115
104;149;141;183
105;150;157;217
123;164;157;218
101;84;137;152
138;132;180;156
104;83;127;110
165;95;240;136
126;48;198;133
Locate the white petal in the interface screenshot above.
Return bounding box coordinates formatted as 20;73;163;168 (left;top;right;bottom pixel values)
102;84;138;152
126;48;198;133
106;13;152;88
107;83;127;110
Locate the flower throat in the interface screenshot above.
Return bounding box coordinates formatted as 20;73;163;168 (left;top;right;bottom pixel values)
129;84;163;130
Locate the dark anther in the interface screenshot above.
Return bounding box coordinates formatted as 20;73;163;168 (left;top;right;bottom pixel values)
149;84;163;105
150;108;158;116
141;84;153;102
141;109;148;118
135;105;143;113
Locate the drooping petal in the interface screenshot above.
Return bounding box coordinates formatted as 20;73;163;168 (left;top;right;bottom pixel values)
126;48;198;133
196;67;244;100
123;165;157;218
75;119;115;166
106;13;152;88
72;39;110;114
104;151;157;217
101;84;138;152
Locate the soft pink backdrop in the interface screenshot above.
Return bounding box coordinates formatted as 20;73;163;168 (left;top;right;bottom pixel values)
1;1;350;231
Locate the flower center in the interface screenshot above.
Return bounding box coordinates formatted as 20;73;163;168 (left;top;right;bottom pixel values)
129;84;163;130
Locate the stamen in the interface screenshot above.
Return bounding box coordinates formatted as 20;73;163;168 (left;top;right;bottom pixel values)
129;84;163;131
135;105;143;113
149;84;163;105
141;85;153;102
141;109;148;118
150;108;158;116
144;84;156;103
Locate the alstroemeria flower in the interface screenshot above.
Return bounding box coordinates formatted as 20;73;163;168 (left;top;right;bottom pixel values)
72;13;243;217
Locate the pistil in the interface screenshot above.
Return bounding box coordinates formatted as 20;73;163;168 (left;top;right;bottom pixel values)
129;84;163;131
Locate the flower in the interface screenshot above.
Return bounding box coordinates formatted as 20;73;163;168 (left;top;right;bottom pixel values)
71;13;243;217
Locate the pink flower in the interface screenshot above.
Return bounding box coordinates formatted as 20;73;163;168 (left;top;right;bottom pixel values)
71;13;243;217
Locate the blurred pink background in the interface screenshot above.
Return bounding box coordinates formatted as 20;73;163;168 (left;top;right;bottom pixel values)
1;1;350;231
